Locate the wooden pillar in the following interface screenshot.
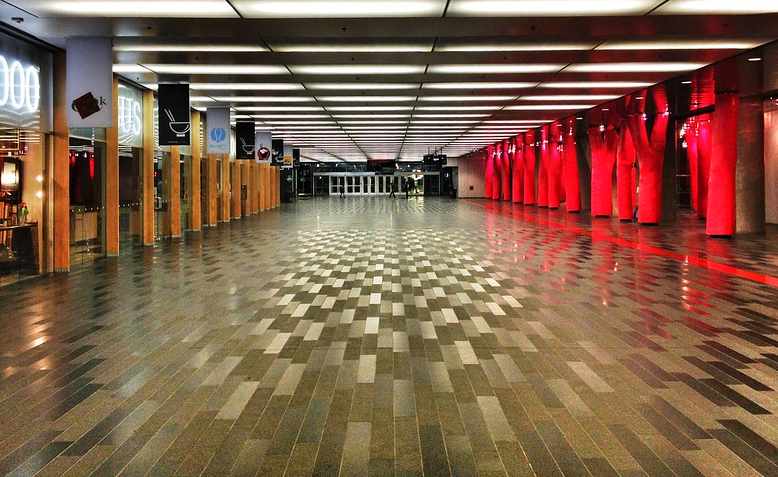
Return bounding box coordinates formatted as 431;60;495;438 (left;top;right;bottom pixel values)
205;153;218;226
142;90;154;245
220;155;230;222
231;160;241;219
250;162;258;215
169;146;181;237
273;167;279;208
53;50;70;272
105;77;119;256
189;111;202;231
260;164;267;211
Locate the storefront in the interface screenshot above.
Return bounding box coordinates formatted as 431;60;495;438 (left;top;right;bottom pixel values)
0;30;53;285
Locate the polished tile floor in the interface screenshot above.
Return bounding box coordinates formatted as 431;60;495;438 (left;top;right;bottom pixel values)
1;197;777;477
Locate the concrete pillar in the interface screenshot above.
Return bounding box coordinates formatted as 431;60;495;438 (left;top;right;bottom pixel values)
736;96;765;233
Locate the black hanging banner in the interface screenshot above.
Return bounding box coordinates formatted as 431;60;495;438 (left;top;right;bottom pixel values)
236;120;256;160
158;83;191;146
272;139;284;165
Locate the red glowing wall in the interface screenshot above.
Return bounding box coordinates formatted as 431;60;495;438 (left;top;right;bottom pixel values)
523;131;536;205
512;136;524;203
706;93;738;235
617;125;637;221
562;121;580;212
589;122;618;217
547;123;562;209
537;126;549;207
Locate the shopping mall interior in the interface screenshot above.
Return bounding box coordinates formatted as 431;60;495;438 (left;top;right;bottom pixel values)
1;1;778;476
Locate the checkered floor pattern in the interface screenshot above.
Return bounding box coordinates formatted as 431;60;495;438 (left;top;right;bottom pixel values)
0;197;776;476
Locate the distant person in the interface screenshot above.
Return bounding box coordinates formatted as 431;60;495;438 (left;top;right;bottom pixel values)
389;179;396;198
405;178;410;199
340;182;345;198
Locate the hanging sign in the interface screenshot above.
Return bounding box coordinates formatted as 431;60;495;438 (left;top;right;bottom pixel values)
283;145;294;167
272;138;284;165
235;120;255;159
255;130;272;162
206;107;230;154
118;84;142;147
157;83;191;146
66;37;112;127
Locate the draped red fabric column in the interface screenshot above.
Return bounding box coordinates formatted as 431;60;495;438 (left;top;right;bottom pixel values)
547;123;562;208
685;121;700;212
512;135;524;203
706;93;738;236
563;121;580;212
501;139;511;201
589;124;618;217
627;86;669;224
696;117;712;218
484;145;494;199
523;130;536;205
537;126;549;206
617;125;637;220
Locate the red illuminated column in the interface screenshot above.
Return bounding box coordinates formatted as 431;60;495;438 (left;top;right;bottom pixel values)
627;86;669;224
706;93;738;236
563;122;580;212
512;135;524;203
502;139;511;201
523;130;536;205
537;126;549;207
547;123;562;208
685;120;700;212
493;142;502;200
589;125;617;217
697;117;712;218
617;125;636;220
484;145;494;198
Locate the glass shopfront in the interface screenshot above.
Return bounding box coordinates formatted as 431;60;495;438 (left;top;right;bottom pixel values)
0;31;53;285
118;82;143;248
69;128;106;265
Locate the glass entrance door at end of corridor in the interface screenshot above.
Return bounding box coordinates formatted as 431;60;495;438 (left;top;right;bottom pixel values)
69;129;107;266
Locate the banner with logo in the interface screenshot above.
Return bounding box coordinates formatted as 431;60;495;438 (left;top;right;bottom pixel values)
117;84;143;148
272;138;284;165
255;130;272;162
66;37;113;127
158;83;190;146
206;107;230;154
235;120;255;159
283;145;294;167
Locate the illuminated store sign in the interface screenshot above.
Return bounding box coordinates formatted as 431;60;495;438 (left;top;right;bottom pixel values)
0;54;40;113
118;84;143;147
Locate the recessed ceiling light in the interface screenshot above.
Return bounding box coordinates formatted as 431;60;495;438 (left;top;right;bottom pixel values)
428;64;562;74
290;65;425;75
190;96;215;102
318;96;417;102
187;83;303;90
680;80;692;85
235;0;445;18
416;106;502;111
655;0;778;14
566;62;705;73
411;120;477;123
114;44;266;52
448;0;655;16
423;82;536;89
484;120;550;123
413;114;491;118
328;106;412;111
506;104;593;110
273;43;431;52
38;0;237;17
748;57;763;62
437;43;595;52
597;39;766;50
520;94;619;101
252;114;328;118
420;95;516;101
210;96;313;102
144;64;289;75
540;81;652;88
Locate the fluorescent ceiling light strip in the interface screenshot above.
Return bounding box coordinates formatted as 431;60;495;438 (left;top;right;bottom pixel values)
420;96;516;101
290;65;425;75
423;82;536;89
520;94;619;101
113;64;149;73
265;121;334;125
539;81;653;88
447;0;655;16
319;96;417;102
192;83;303;90
416;106;501;111
328;106;412;111
428;64;562;74
506;104;594;110
42;1;237;17
338;121;408;124
333;114;409;118
411;120;477;124
565;62;706;73
483;120;551;123
239;0;445;18
597;39;766;50
252;114;328;118
144;64;289;74
436;43;594;52
274;44;431;52
114;44;266;52
235;106;322;111
306;83;420;90
413;114;490;118
655;1;778;14
211;96;313;102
